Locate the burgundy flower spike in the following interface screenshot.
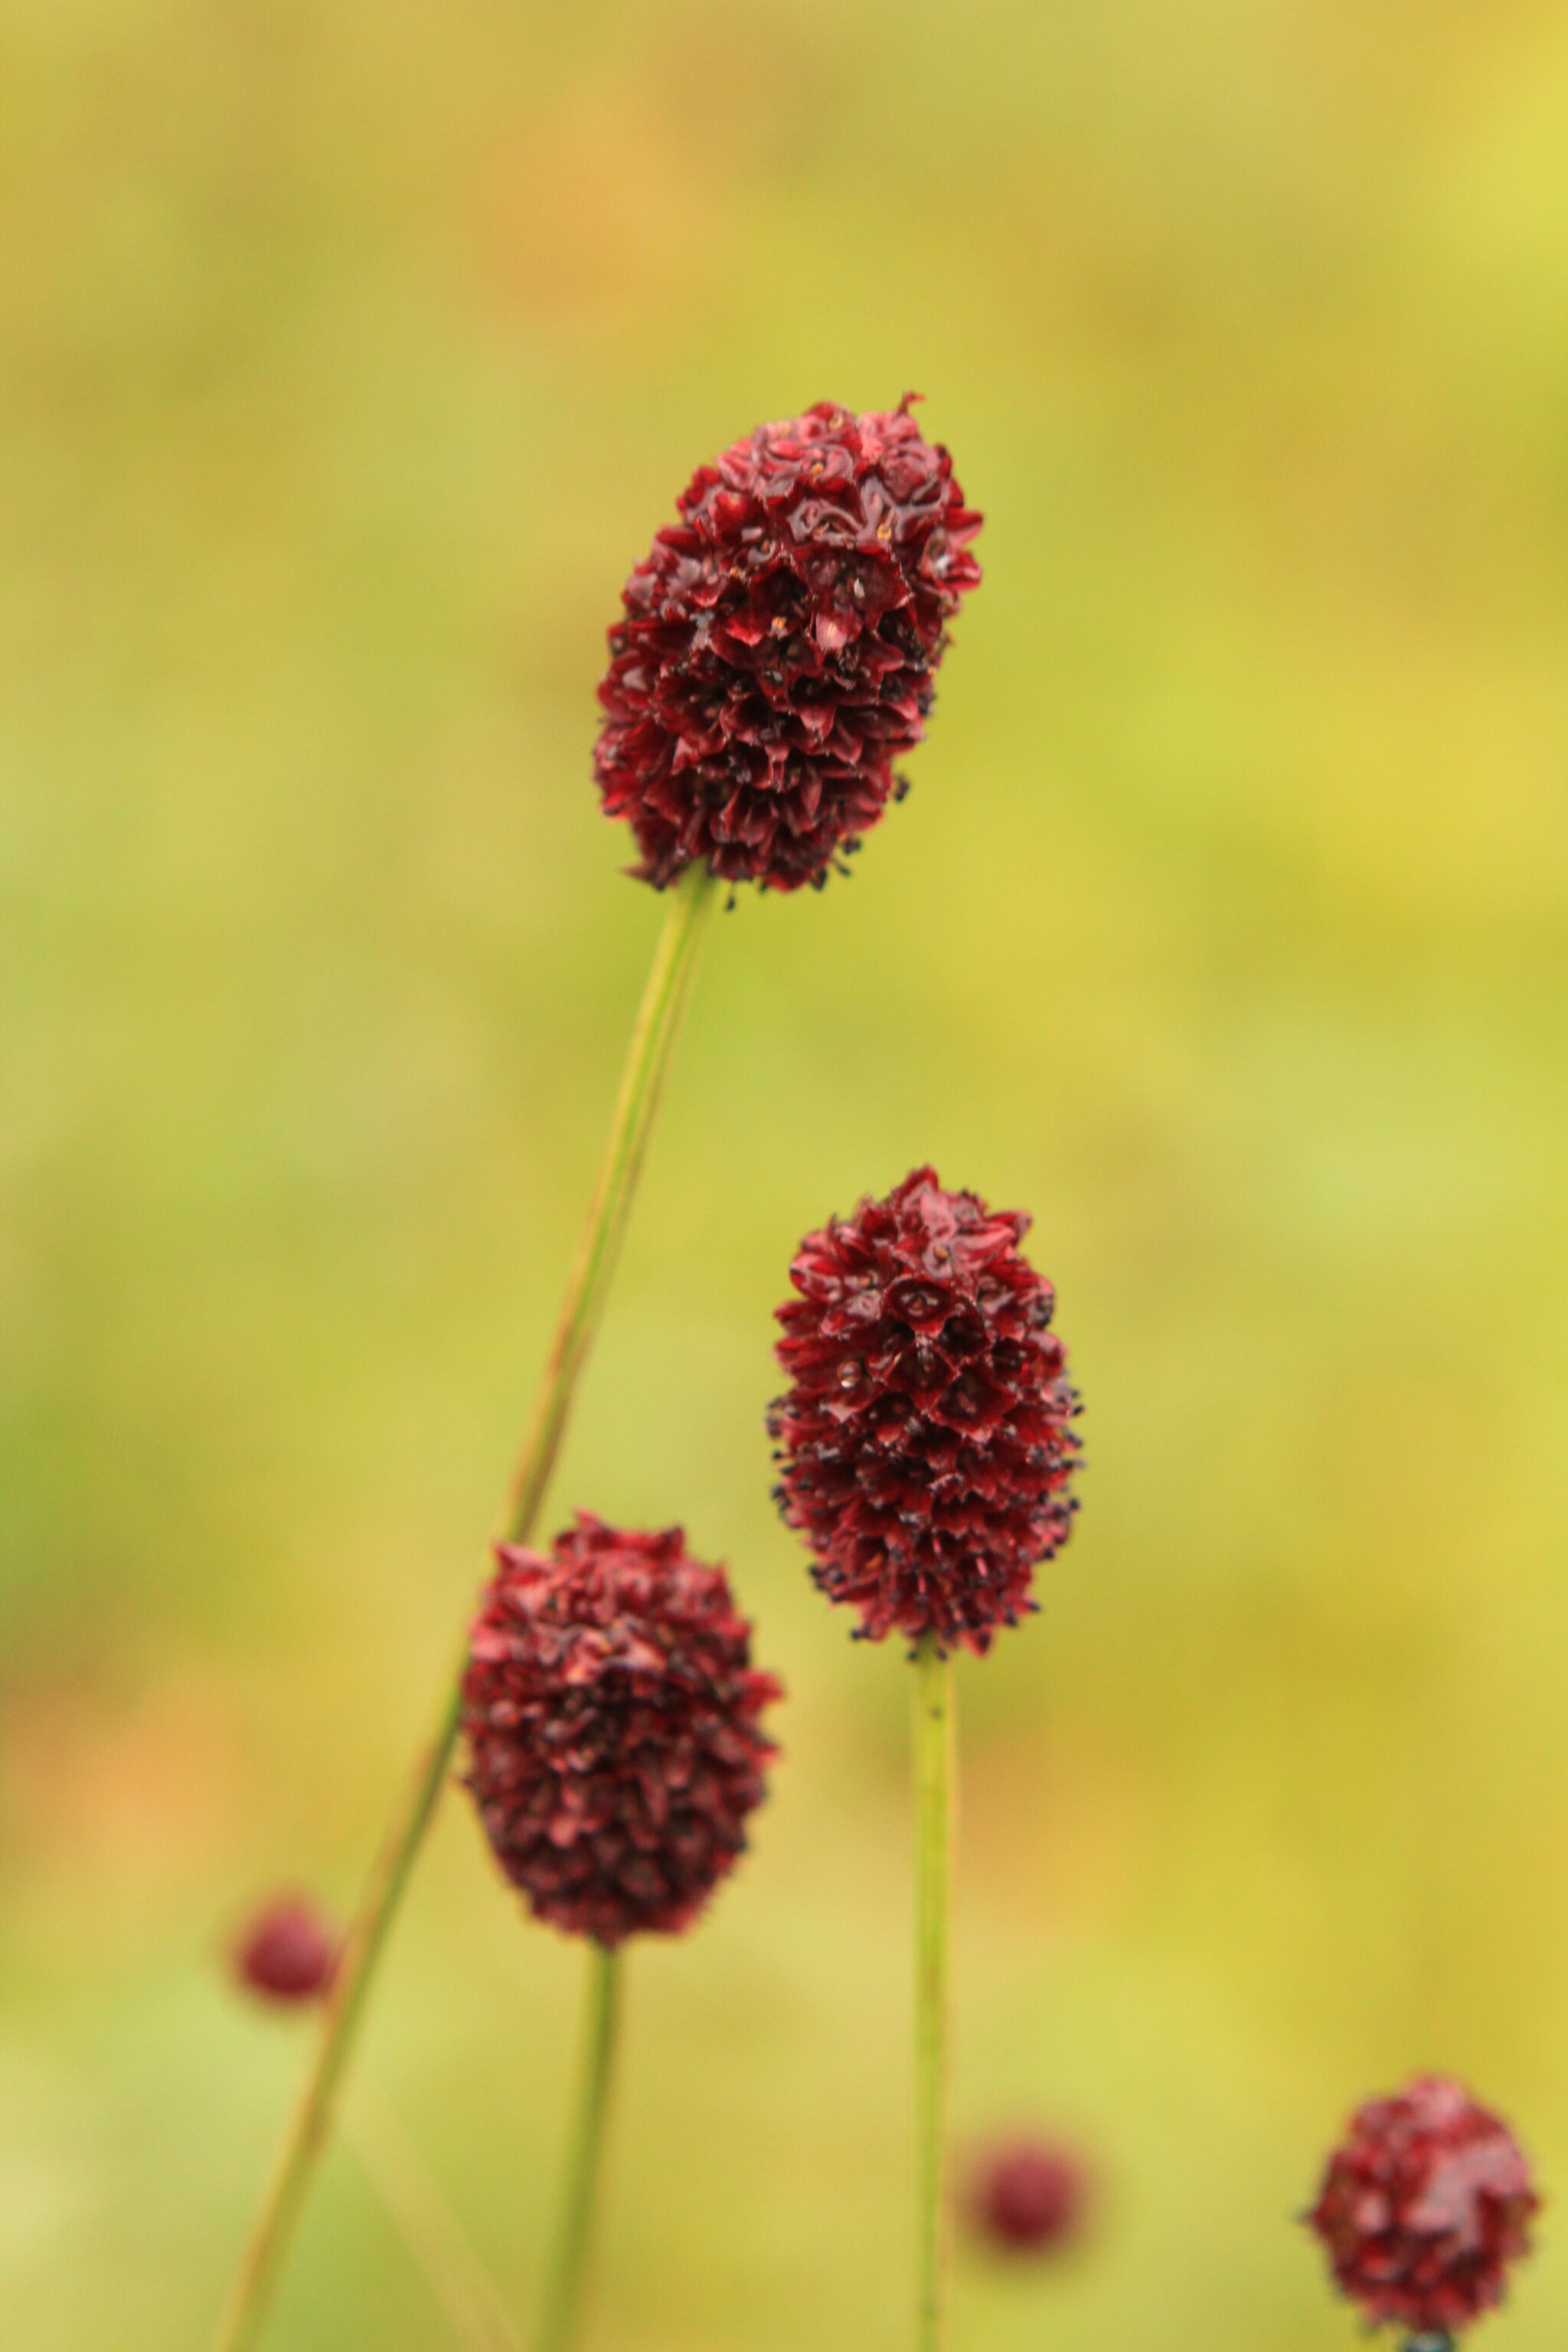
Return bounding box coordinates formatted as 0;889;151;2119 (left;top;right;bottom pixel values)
770;1167;1082;1655
1308;2075;1539;2341
594;398;982;892
462;1514;781;1947
969;2137;1091;2256
233;1896;339;2006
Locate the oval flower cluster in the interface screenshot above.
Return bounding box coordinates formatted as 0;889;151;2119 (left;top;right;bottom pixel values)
594;399;982;892
969;2136;1091;2256
233;1896;339;2006
770;1167;1082;1655
1308;2074;1539;2339
462;1514;781;1947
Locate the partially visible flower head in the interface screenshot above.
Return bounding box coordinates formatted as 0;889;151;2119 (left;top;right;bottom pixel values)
1308;2075;1539;2338
969;2137;1092;2256
232;1896;339;2005
595;398;982;892
770;1167;1082;1655
462;1514;782;1947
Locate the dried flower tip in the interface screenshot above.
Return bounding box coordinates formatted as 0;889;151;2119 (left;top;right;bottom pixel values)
462;1513;782;1947
969;2137;1091;2256
770;1165;1082;1655
232;1896;340;2005
595;399;982;892
1308;2074;1539;2337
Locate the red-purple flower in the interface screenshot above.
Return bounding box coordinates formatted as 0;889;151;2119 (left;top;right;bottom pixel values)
770;1168;1082;1655
594;399;982;892
1307;2076;1539;2337
232;1896;339;2005
462;1514;782;1947
968;2137;1091;2256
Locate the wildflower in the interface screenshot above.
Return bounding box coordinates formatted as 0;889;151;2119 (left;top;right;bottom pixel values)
1308;2075;1539;2339
969;2137;1091;2256
770;1166;1082;1654
462;1514;781;1946
595;398;982;891
232;1896;339;2005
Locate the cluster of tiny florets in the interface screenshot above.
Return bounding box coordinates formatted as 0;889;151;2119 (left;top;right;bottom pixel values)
594;399;982;892
232;1896;339;2005
462;1514;781;1947
1308;2075;1539;2339
769;1166;1082;1655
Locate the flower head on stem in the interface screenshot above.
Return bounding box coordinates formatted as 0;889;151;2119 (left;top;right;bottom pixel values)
463;1514;780;2352
596;399;982;893
462;1512;782;1945
1307;2075;1539;2343
770;1165;1082;1655
773;1168;1081;2352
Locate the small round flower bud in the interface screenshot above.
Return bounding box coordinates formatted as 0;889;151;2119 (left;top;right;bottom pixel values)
969;2137;1091;2256
594;398;982;893
1308;2075;1539;2338
770;1167;1082;1655
232;1896;339;2005
462;1514;782;1947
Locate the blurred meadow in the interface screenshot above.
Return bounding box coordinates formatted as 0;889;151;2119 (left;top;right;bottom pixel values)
6;1;1568;2346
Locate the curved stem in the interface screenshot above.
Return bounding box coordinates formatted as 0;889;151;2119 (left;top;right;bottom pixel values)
209;864;719;2352
345;2081;523;2352
913;1635;954;2352
535;1943;622;2352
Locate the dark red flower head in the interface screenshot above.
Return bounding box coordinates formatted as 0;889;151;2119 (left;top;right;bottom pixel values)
594;398;982;892
462;1513;782;1947
770;1168;1081;1656
232;1896;339;2005
1308;2075;1540;2339
969;2137;1092;2256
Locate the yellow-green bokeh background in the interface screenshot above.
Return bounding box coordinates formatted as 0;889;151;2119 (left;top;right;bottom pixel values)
6;3;1568;2346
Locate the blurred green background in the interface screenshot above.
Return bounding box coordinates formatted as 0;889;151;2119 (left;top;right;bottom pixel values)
5;2;1568;2346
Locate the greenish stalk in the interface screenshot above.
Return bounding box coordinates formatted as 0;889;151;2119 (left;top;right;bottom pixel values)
495;861;718;1546
913;1635;954;2352
345;2081;523;2352
210;864;719;2352
535;1944;622;2352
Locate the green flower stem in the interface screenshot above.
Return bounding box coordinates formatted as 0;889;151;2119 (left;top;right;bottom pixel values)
913;1634;955;2352
345;2081;523;2352
535;1943;622;2352
210;862;719;2352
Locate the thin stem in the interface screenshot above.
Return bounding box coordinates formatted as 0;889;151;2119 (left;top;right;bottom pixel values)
498;860;718;1545
913;1635;954;2352
210;864;719;2352
535;1942;622;2352
345;2081;523;2352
